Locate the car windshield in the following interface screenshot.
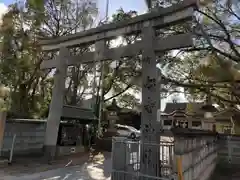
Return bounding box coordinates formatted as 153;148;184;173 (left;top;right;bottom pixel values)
126;126;138;132
115;124;138;132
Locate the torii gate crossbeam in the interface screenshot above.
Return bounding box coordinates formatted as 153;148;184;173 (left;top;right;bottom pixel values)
39;0;198;178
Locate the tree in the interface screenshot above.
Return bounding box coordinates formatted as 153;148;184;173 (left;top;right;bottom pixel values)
0;1;145;118
85;8;141;114
145;0;240;107
96;8;173;109
0;0;98;117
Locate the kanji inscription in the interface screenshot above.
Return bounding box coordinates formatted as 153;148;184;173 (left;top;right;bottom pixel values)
140;25;160;177
143;99;157;114
144;76;156;90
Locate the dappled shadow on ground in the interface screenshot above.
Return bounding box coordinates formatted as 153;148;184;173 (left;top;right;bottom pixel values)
1;152;89;175
87;152;111;179
36;154;111;180
2;151;112;180
1;147;103;175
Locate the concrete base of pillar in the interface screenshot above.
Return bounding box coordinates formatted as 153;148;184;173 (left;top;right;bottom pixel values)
43;145;57;163
56;145;85;156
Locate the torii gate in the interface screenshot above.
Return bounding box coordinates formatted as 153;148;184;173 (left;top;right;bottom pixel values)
39;0;198;177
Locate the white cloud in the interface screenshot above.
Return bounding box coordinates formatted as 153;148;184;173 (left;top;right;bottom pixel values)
0;3;7;23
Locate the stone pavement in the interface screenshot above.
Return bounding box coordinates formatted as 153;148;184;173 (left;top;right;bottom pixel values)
0;152;111;180
211;164;240;180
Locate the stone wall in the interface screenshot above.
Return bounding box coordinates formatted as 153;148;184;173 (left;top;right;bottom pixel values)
1;119;46;157
111;128;218;180
172;128;218;180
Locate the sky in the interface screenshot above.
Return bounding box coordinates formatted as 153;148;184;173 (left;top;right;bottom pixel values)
98;0;147;18
0;1;7;18
0;0;187;110
0;0;147;14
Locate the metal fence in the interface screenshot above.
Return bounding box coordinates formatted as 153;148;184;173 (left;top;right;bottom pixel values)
111;137;175;180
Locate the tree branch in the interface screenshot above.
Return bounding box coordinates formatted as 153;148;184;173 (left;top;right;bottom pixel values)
104;84;133;102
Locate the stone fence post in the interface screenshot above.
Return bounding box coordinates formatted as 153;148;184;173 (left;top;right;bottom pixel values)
111;137;127;180
0;111;7;156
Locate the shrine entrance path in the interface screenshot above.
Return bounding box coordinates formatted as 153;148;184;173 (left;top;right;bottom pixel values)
211;164;240;180
1;152;111;180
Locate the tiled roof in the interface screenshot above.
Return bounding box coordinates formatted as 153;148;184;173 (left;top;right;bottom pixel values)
186;102;205;114
163;102;216;116
164;103;186;114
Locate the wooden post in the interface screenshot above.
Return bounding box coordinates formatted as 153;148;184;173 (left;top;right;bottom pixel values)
177;156;184;180
140;22;160;177
44;47;68;162
0;111;6;156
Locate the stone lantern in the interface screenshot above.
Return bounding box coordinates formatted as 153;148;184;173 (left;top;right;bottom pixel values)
201;94;217;131
106;99;120;128
102;99;120;137
0;85;10;111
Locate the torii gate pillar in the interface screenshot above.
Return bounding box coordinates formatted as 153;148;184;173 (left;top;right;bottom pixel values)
43;48;68;162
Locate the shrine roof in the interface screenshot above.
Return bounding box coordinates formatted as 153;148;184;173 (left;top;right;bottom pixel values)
61;105;97;121
164;103;186;114
163;102;208;115
162;102;222;117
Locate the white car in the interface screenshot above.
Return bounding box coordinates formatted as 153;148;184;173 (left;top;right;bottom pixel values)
114;124;141;139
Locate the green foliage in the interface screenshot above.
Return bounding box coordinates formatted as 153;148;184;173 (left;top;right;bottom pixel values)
111;8;137;22
27;0;44;10
0;0;98;118
1;0;238;118
0;1;142;117
154;0;240;107
92;8;142;109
